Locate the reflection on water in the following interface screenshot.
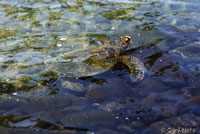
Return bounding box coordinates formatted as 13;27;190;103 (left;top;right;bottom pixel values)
0;0;200;133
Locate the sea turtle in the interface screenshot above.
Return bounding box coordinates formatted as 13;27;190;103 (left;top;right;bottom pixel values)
61;35;146;82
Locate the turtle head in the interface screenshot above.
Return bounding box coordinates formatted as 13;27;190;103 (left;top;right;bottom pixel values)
117;35;131;50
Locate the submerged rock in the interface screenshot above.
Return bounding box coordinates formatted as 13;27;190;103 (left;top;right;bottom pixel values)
142;127;157;134
117;124;135;133
86;77;132;101
134;78;167;91
151;54;188;87
0;127;76;134
0;94;28;113
96;129;126;134
61;79;86;92
130;121;145;129
8;119;37;128
62;109;117;127
165;114;199;127
150;121;170;134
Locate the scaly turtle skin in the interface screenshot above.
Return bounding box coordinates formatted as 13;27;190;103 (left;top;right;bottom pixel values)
82;35;146;82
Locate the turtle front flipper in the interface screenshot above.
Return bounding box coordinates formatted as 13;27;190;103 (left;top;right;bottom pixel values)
118;55;146;82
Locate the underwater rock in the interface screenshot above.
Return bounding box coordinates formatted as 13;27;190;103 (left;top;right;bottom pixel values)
165;114;200;128
134;78;167;92
150;121;170;134
130;121;145;129
61;79;86;92
94;101;125;112
86;77;132;101
175;94;200;113
139;93;160;107
71;96;89;106
151;54;187;86
4;88;75;118
86;78;131;101
62;109;117;127
142;127;157;134
0;127;75;134
59;77;89;93
8;119;37;128
60;106;84;113
31;110;64;123
157;25;200;51
172;46;200;60
0;94;28;114
96;129;126;134
14;96;72;115
0;127;41;134
117;124;135;133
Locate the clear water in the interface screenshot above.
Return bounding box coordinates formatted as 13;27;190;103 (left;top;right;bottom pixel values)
0;0;200;133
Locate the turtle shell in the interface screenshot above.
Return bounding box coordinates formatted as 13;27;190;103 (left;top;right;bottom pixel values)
46;35;146;82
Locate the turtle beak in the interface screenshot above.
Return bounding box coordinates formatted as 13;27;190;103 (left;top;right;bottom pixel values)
124;35;131;44
117;35;132;52
121;35;131;49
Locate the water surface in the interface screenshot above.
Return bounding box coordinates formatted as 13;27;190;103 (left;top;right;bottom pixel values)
0;0;200;133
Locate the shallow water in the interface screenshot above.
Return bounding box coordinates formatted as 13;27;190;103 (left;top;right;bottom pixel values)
0;0;200;133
